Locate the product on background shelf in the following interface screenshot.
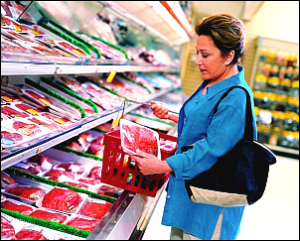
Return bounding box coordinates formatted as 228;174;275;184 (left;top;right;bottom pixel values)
1;172;17;189
1;199;35;215
56;162;85;175
43;168;75;182
1;215;15;239
13;161;43;175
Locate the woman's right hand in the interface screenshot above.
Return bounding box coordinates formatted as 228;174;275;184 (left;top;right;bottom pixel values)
150;100;170;120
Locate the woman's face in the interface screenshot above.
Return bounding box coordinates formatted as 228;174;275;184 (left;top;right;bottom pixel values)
195;35;229;81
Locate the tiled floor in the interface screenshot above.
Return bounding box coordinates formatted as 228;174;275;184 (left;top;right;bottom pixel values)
142;155;299;240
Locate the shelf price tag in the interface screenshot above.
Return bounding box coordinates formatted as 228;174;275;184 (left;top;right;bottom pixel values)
106;70;117;83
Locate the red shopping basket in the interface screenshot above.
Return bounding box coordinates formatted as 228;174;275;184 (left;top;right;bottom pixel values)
101;128;177;197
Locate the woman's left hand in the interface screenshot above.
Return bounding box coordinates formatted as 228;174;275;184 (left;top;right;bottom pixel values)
130;150;173;176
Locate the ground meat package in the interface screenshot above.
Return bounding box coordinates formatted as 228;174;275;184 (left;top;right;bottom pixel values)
120;119;161;159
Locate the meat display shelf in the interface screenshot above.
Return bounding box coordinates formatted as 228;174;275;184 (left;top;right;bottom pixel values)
1;62;179;76
1;85;178;171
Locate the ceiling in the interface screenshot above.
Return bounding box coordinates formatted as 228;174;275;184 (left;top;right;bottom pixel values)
191;1;264;22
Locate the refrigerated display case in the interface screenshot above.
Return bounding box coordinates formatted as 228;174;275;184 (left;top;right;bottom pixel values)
1;1;192;240
250;36;299;157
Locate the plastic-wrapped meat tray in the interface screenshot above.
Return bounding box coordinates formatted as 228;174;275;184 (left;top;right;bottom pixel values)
1;172;17;189
1;126;30;149
78;198;113;220
29;208;68;224
36;187;88;214
64;214;100;232
1;198;35;215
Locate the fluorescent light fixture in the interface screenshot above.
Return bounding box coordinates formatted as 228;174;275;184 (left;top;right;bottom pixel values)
144;1;189;39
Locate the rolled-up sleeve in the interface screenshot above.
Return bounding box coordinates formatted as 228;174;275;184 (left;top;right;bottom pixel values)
166;93;246;180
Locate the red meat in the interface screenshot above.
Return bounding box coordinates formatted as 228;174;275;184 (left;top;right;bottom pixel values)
87;166;102;180
1;216;15;238
40;113;70;125
1;91;19;102
5;186;46;201
1;194;6;202
15;103;42;115
41;188;82;213
12;229;48;240
28;117;60;131
28;155;54;171
64;181;89;190
1;106;29;118
1;131;24;145
29;210;68;223
44;169;75;182
122;123;158;156
98;185;119;197
13;162;43;175
56;162;85;175
65;217;100;232
1;172;16;188
78;178;101;185
23;89;51;106
1;200;34;215
79;201;113;220
12;120;41;137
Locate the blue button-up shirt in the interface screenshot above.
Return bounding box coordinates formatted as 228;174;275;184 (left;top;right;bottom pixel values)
162;66;257;240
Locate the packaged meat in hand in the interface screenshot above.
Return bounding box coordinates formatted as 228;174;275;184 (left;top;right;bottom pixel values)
11;228;49;240
120;119;161;158
41;188;83;213
1;172;16;188
1;199;34;215
56;162;85;175
29;209;68;223
1;215;15;239
5;185;46;201
65;215;100;232
79;199;113;220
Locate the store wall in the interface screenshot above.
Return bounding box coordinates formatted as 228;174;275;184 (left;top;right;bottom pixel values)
181;1;299;96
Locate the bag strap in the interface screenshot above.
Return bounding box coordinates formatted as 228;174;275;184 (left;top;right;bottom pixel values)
213;86;254;141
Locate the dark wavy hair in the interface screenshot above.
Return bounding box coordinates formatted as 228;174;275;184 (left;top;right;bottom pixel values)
195;14;246;65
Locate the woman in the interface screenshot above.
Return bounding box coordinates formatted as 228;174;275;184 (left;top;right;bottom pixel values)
131;14;257;240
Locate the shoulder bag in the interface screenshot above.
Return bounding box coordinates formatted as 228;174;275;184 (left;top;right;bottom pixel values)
184;86;276;207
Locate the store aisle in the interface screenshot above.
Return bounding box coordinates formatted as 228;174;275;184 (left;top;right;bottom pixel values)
142;155;299;240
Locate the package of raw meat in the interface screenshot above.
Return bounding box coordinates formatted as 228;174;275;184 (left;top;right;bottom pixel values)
53;76;82;92
12;103;43;116
27;116;61;131
87;166;102;180
1;91;22;103
80;82;123;110
1;215;15;239
55;162;85;175
77;178;101;186
63;181;89;190
11;228;49;240
21;89;52;107
98;184;123;198
160;138;177;153
39;187;86;214
1;198;35;215
29;208;68;224
43;169;75;182
28;155;54;172
4;118;50;141
13;161;44;175
1;105;30;118
78;198;113;220
39;113;73;127
1;172;17;189
4;185;47;203
1;193;6;202
120;119;161;158
1;126;30;149
1;84;23;96
64;214;100;232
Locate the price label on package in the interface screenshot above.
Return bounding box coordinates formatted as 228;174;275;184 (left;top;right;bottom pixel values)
106;70;117;83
